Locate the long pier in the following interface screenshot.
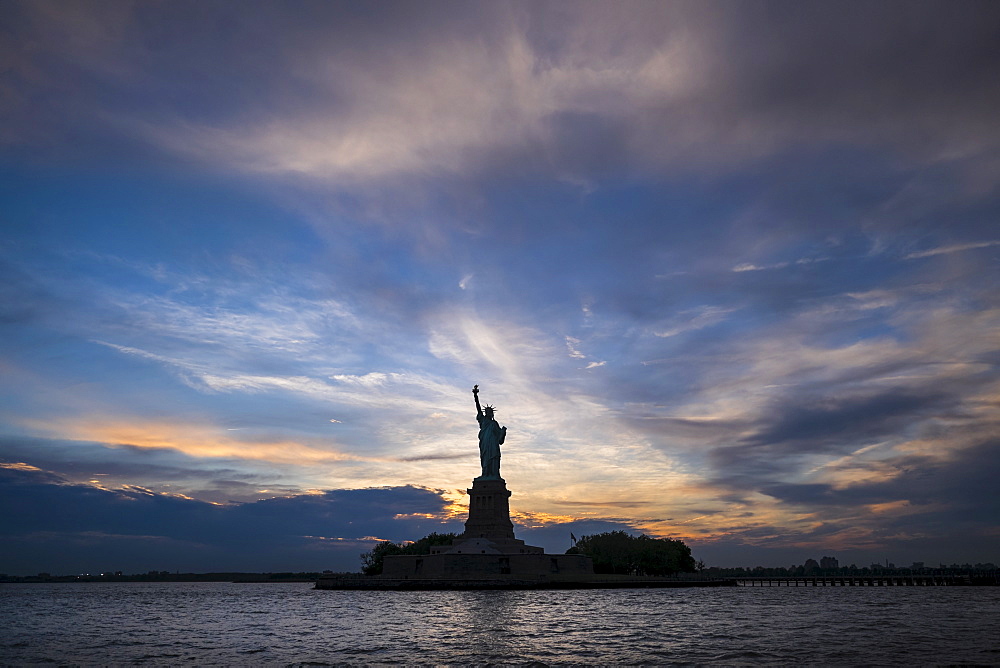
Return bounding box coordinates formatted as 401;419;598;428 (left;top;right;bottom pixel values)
735;574;997;586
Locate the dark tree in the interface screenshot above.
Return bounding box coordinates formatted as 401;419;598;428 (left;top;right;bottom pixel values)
566;530;697;575
360;532;460;575
360;540;404;575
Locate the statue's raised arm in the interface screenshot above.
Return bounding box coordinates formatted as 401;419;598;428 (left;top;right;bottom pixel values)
472;384;505;481
472;384;483;418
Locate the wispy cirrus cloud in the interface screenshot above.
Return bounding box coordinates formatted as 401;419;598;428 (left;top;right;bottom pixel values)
653;305;738;338
904;239;1000;260
731;257;828;273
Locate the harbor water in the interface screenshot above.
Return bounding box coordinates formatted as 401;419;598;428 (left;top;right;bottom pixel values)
2;582;999;664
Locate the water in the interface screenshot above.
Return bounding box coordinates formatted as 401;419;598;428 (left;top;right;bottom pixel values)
2;582;999;665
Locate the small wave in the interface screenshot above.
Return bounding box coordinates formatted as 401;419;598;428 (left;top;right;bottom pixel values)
711;650;782;661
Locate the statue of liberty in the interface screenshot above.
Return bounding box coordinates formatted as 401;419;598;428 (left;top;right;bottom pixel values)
472;385;505;480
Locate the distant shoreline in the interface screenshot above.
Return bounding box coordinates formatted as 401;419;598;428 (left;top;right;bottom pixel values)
0;572;338;584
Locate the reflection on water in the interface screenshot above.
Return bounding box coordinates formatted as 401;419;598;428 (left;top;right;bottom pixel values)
1;582;999;664
462;589;520;658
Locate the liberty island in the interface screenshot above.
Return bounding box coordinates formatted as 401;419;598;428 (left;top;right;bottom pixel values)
316;385;733;590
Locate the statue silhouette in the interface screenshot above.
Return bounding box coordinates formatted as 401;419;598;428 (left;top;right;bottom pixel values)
472;385;505;480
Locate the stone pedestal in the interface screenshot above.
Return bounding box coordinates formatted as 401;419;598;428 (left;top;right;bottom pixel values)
462;478;515;540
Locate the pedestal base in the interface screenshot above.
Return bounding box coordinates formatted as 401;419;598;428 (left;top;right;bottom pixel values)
462;477;516;541
380;551;593;579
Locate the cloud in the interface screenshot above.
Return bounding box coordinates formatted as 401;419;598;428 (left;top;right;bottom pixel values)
719;437;1000;561
0;463;463;573
731;258;827;273
564;336;586;359
8;1;1000;185
741;388;949;452
330;372;389;387
653;305;738;338
732;262;790;273
16;417;359;466
904;240;1000;260
98;287;360;359
0;435;278;499
0;460;67;485
620;285;1000;546
121;11;691;181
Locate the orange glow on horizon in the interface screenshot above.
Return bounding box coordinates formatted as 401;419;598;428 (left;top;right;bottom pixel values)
19;416;374;465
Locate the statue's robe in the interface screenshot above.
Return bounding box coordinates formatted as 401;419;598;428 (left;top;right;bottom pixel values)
476;414;505;479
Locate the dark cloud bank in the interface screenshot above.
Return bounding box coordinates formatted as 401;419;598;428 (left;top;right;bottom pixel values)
0;463;450;574
0;464;638;575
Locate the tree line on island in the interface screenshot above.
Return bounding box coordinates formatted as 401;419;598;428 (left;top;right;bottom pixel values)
566;531;698;575
361;530;698;576
361;532;459;575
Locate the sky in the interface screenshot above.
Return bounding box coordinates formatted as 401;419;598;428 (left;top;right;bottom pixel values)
1;0;999;575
